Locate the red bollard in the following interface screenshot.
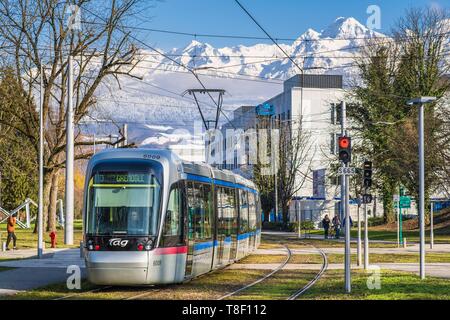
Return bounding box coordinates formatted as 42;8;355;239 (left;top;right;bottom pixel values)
50;231;57;248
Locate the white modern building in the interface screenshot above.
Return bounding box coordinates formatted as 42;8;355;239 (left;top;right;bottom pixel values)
216;74;382;226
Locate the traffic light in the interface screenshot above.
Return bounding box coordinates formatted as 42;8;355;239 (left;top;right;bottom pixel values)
338;136;352;164
363;161;372;189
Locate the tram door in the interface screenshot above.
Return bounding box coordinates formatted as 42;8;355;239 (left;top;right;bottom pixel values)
185;182;195;278
216;188;224;265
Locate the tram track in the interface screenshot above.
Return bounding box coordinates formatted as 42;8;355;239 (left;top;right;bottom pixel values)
53;285;113;300
54;241;327;301
124;287;162;300
217;240;328;300
286;241;328;300
217;244;292;300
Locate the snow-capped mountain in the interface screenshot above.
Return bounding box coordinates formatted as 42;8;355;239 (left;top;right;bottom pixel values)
144;16;386;82
90;16;446;151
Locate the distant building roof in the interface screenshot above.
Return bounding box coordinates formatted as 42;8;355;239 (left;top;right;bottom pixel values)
284;74;343;92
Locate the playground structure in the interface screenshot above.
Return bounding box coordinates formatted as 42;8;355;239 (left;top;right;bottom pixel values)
0;198;64;229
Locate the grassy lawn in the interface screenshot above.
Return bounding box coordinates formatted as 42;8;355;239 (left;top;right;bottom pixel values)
238;252;450;265
0;220;83;250
307;229;450;244
300;269;450;300
5;269;270;300
229;270;319;300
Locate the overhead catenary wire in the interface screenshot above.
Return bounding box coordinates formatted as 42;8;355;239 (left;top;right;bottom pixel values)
79;6;237;130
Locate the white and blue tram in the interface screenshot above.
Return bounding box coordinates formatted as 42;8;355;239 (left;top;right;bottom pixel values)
82;148;262;285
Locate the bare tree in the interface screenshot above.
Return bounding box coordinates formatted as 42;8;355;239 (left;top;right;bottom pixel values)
276;119;314;228
0;0;146;231
254;117;314;228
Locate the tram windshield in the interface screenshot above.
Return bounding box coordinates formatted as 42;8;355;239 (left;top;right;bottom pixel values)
86;172;161;236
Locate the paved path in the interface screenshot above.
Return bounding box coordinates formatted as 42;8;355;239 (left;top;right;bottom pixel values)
0;268;87;296
263;231;406;244
0;249;85;296
229;262;450;279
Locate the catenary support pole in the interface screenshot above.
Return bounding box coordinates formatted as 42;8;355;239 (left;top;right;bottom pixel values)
38;65;44;258
65;55;74;245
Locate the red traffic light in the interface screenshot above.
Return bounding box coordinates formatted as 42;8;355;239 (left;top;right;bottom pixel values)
339;137;350;149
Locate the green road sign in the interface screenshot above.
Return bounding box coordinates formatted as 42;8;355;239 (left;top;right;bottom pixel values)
399;196;411;209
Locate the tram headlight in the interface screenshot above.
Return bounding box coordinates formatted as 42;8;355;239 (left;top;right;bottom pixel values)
144;243;152;251
88;244;94;251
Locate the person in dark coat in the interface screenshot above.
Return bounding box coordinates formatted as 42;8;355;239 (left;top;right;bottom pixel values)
322;215;331;239
332;214;341;239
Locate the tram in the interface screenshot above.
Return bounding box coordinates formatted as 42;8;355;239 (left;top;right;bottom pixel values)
82;148;262;285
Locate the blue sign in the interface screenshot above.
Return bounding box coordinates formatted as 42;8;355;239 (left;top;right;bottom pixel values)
256;103;275;116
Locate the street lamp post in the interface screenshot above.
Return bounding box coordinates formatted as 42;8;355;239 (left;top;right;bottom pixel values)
407;96;436;280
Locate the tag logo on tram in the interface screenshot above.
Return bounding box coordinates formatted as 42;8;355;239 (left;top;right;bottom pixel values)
109;238;129;248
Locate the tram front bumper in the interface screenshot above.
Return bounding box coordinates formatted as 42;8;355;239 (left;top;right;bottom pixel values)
85;251;148;285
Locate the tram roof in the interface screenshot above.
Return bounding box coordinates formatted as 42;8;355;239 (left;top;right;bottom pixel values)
89;148;257;191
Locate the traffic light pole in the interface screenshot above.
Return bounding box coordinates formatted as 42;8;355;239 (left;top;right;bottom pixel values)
364;202;369;270
357;202;362;267
339;101;351;293
344;160;351;293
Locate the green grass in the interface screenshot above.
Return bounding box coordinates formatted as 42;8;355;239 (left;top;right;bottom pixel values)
238;252;450;265
300;269;450;300
5;269;270;300
0;220;83;249
0;267;14;272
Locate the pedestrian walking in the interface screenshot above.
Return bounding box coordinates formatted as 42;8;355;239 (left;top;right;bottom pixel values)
6;213;18;250
322;215;331;239
332;214;341;239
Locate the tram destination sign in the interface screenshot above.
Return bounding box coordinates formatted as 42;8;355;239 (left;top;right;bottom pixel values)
95;172;150;184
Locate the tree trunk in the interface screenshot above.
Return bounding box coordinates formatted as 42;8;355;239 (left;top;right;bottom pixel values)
282;203;289;230
382;180;396;223
47;170;60;232
33;170;53;233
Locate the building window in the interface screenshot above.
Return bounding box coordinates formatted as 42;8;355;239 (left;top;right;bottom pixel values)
331;103;342;125
330;133;339;155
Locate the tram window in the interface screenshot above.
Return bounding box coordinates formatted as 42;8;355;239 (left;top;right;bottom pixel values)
162;183;183;246
187;182;213;241
189;182;203;240
218;187;234;237
86;173;161;236
248;192;257;231
239;190;249;234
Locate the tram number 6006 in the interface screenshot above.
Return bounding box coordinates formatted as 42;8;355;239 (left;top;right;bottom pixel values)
225;305;267;316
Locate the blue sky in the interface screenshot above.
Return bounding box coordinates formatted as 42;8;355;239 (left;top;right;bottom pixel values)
137;0;448;50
